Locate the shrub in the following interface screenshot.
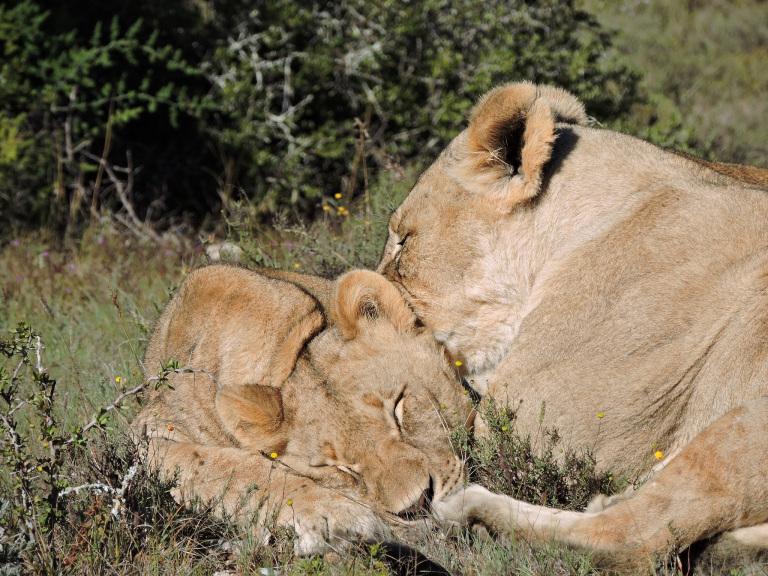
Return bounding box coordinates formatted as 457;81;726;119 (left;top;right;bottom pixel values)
207;0;640;218
1;0;640;237
0;0;213;236
452;400;623;511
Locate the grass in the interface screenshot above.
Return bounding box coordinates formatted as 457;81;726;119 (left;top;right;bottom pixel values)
582;0;768;166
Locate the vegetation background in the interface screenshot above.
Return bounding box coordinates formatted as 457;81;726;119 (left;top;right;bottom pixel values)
1;0;766;574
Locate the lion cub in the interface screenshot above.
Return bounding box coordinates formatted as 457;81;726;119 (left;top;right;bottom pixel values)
133;265;471;555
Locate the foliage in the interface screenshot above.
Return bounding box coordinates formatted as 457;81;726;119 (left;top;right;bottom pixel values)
0;323;141;573
228;163;418;276
206;0;639;216
0;0;214;236
1;0;641;238
452;400;623;512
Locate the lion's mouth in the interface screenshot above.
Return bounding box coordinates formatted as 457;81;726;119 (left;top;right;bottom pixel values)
396;478;434;520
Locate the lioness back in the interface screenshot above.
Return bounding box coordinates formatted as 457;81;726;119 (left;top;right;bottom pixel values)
379;81;768;565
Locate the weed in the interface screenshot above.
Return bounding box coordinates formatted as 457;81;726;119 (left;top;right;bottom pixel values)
453;400;624;512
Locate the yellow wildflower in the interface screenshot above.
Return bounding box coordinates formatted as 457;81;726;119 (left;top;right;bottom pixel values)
167;424;174;432
334;193;343;200
115;375;122;384
596;411;605;419
322;204;331;212
286;498;293;506
292;262;301;270
270;452;279;460
654;450;664;461
454;360;463;367
501;425;509;432
337;206;349;216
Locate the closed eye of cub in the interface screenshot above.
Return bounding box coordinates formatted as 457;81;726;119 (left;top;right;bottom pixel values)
336;464;361;479
394;392;406;428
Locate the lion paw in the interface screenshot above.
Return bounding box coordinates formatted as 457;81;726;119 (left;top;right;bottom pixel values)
280;494;390;556
432;484;490;528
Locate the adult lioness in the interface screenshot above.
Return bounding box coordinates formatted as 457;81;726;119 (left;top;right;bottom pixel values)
378;82;768;564
134;265;471;555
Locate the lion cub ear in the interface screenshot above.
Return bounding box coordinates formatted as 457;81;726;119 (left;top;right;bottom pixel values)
330;270;416;340
215;384;287;453
451;81;587;212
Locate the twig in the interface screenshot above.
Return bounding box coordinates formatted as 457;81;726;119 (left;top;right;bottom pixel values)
59;461;139;519
91;99;115;217
63;383;147;446
33;336;45;375
84;150;161;243
58;483;115;498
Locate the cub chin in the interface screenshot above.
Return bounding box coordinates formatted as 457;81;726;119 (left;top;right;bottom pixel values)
134;265;472;555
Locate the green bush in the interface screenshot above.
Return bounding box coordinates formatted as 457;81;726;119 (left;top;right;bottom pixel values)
208;0;640;217
0;0;213;236
452;400;623;512
1;0;640;237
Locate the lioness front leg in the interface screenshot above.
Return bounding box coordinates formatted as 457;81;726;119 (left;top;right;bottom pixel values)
435;399;768;568
147;438;389;555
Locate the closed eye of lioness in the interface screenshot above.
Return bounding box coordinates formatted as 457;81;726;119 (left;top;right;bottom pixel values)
133;265;471;555
378;81;768;568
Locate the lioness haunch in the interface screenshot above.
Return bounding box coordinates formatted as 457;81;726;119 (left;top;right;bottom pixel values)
133;265;472;555
378;81;768;569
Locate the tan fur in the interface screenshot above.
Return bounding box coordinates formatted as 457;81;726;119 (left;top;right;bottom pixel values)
331;269;417;340
134;265;471;555
378;81;768;565
254;267;334;310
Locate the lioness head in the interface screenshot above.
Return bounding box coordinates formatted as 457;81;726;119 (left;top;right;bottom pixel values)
377;82;588;372
217;269;472;516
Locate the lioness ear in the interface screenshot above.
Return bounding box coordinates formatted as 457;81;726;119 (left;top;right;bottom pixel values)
451;81;587;212
215;384;287;453
330;270;416;340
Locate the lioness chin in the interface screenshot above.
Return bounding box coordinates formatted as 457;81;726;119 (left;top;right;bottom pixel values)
378;81;768;567
134;265;471;555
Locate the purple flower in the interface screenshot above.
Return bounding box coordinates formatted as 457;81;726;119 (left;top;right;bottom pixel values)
11;239;20;247
41;251;49;258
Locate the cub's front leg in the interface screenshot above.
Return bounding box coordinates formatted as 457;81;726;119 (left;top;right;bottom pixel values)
147;438;389;555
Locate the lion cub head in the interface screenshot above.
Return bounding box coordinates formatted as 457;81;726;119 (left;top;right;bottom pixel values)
215;269;472;516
